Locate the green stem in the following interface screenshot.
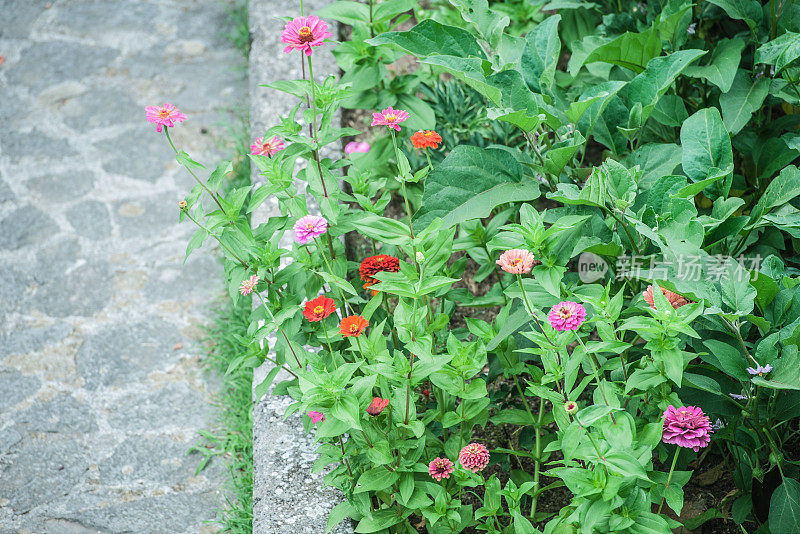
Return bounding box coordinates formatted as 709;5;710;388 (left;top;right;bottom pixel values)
164;128;225;212
530;397;545;519
321;319;335;356
657;447;681;514
185;212;250;269
313;237;351;315
573;332;616;425
254;291;302;368
389;130;415;241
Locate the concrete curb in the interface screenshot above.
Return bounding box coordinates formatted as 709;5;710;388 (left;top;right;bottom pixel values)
248;2;353;532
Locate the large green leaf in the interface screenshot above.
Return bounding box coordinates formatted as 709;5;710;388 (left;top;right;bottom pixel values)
706;0;762;29
769;479;800;534
575;80;627;140
521;15;562;92
756;31;800;73
448;0;509;47
414;146;533;230
622;143;682;190
581;27;661;73
750;165;800;221
684;38;744;92
420;55;502;105
719;69;770;135
680;107;733;185
367;19;486;59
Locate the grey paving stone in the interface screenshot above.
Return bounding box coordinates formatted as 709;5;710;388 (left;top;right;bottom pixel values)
0;129;77;164
0;205;59;251
0;323;74;358
97;436;202;485
15;394;98;434
143;253;220;303
0;0;48;39
96;126;175;183
40;519;108;534
0;427;23;454
0;370;40;413
61;87;140;132
4;42;119;94
25;171;94;203
105;383;210;433
45;0;160;36
65;200;111;241
0;261;33;319
33;238;81;280
114;194;180;239
31;261;112;318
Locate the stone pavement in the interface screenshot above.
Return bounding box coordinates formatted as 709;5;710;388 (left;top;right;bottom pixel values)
0;1;246;532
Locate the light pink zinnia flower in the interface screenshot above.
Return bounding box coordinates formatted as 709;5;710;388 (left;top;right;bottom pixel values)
145;103;187;132
643;285;690;309
458;443;490;473
662;406;713;452
281;15;332;56
548;301;586;331
496;249;536;274
250;136;285;156
344;141;370;155
239;275;259;296
371;107;410;132
428;457;455;481
293;215;328;244
308;411;325;424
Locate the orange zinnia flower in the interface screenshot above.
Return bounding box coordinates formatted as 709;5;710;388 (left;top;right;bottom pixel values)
339;315;368;337
303;295;336;322
410;130;442;150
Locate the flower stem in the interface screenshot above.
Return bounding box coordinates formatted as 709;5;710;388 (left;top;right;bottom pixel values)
254;291;302;369
529;397;545;519
573;332;616;425
657;447;681;514
306;56;330;200
164;128;225;212
185;212;250;269
321;319;335;356
389;130;415;240
312;237;350;315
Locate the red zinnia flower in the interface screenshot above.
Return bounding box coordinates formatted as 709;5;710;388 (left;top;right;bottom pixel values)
339;315;368;337
410;130;442;150
359;255;400;295
303;295;336;322
366;397;389;416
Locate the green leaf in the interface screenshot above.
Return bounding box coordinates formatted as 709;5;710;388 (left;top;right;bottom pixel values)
448;0;509;47
372;0;417;21
521;15;562;92
756;31;800;73
622;143;682;190
420;55;502;105
367;19;486;58
684;38;745;92
706;0;762;29
395;94;435;131
413;146;529;230
354;467;399;494
719;258;756;314
719;69;770;135
680;107;733;186
582;26;661;73
769;479;800;534
354;509;402;532
576;405;616;426
327;501;356;533
316;1;369;25
331;394;362;429
750;165;800;221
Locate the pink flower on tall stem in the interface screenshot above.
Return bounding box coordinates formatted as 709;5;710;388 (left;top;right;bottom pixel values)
145;103;186;132
250;136;285;156
345;141;370;155
548;301;586;331
496;249;537;274
643;285;690;309
281;15;332;56
293;215;328;244
428;457;455;481
371;107;409;132
308;411;325;424
366;397;389;416
239;275;260;296
662;406;713;452
458;443;490;473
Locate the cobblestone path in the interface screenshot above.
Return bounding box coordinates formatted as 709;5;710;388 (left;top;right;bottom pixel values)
0;1;246;532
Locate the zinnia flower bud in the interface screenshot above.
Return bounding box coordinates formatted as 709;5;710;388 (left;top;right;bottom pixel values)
564;401;578;414
366;397;389;416
308;411;325;424
239;275;259;296
416;251;425;264
178;200;188;211
458;443;490;473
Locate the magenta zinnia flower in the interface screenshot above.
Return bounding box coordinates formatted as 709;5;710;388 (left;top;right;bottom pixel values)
145;103;187;132
293;215;328;244
308;411;325;424
548;301;586;331
239;275;259;296
345;141;370;155
428;457;454;481
662;406;713;452
458;443;490;473
281;15;332;56
250;136;285;156
496;249;537;274
371;107;409;132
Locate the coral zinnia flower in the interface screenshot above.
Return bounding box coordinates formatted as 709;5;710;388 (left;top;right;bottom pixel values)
339;315;368;337
281;15;332;56
303;295;336;322
308;411;325;424
371;107;409;132
643;285;690;309
250;135;285;156
239;275;260;296
410;130;442;150
428;457;454;481
366;397;389;416
145;103;187;132
458;443;490;473
293;215;328;244
746;363;773;377
359;254;400;294
548;301;586;331
662;406;713;452
344;141;370;155
496;249;537;274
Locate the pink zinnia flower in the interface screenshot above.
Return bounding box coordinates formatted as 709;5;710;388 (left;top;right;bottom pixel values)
293;215;328;244
662;406;713;452
308;411;325;424
366;397;389;416
345;141;370;155
428;457;454;481
239;275;259;296
281;15;332;56
145;103;187;132
371;107;410;132
250;135;285;156
496;249;537;274
548;301;586;331
643;285;690;309
458;443;490;473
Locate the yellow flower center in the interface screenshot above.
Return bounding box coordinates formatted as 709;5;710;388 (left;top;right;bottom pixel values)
350;324;358;332
314;305;324;314
298;26;314;43
158;108;170;117
558;308;571;319
306;222;314;229
385;114;396;122
511;258;521;266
